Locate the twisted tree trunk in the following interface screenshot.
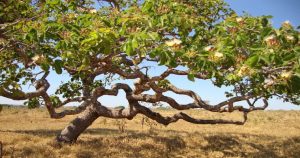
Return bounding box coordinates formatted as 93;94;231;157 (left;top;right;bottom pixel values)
56;107;99;143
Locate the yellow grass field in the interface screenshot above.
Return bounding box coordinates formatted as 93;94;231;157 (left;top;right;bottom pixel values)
0;106;300;158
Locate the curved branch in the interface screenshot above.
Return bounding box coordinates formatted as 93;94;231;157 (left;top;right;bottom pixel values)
151;69;208;81
41;92;92;119
94;103;138;120
55;97;86;108
92;83;257;125
0;76;50;100
130;93;200;110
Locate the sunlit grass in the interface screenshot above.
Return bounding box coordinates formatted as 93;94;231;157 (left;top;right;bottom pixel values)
0;106;300;157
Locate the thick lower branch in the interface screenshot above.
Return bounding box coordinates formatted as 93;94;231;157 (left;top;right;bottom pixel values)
56;106;100;143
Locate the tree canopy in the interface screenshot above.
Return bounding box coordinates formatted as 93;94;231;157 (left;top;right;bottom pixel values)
0;0;300;143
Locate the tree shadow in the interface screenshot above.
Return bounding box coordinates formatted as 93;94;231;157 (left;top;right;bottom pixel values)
200;134;300;158
201;135;243;157
0;129;61;137
75;132;186;158
0;128;135;137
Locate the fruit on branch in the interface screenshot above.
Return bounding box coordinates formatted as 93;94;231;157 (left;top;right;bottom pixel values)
31;55;46;64
204;45;215;52
263;79;275;88
264;35;279;47
214;52;224;58
282;20;292;29
89;9;97;14
236;17;244;23
165;38;182;47
209;51;224;62
237;65;255;77
286;35;295;42
280;71;292;80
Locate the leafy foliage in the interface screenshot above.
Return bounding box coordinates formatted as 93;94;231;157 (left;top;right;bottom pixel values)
24;97;41;109
0;0;299;107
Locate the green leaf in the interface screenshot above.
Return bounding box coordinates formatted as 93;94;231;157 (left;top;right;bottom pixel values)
148;32;159;40
283;53;295;61
261;17;268;27
226;74;236;81
125;41;134;56
159;52;167;65
187;74;195;81
260;56;271;64
50;96;62;108
149;51;157;58
142;1;153;12
56;41;67;49
249;47;264;51
167;59;177;68
245;55;259;67
40;63;50;71
261;27;272;38
132;37;138;49
102;19;111;27
103;45;111;54
46;0;60;5
25;98;40;109
54;60;63;74
26;28;38;42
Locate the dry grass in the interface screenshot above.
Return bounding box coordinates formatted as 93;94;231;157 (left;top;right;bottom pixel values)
0;106;300;158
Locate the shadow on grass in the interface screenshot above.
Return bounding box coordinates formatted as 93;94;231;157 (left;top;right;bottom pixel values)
1;128;300;158
201;135;300;158
0;128;133;137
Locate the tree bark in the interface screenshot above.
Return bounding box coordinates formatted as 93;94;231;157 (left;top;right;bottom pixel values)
56;107;99;143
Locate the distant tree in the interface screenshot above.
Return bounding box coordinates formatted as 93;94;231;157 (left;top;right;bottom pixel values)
0;0;299;143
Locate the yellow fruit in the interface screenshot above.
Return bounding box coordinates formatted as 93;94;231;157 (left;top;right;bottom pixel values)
32;55;46;64
236;17;244;23
214;52;224;58
132;58;140;65
237;65;250;77
264;35;279;47
281;71;292;80
165;38;182;47
134;78;142;84
89;9;97;14
204;45;214;52
282;20;292;28
286;35;295;41
186;51;197;58
263;79;275;88
208;52;224;62
264;35;276;42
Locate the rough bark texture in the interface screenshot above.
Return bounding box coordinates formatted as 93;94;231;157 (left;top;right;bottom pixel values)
56;107;99;143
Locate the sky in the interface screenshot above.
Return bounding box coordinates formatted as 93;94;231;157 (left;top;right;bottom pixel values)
225;0;300;28
1;0;300;110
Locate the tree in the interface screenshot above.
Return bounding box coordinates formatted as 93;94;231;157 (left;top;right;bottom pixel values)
0;0;299;143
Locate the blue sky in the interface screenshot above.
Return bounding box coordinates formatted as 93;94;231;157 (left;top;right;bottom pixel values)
225;0;300;28
1;0;300;110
